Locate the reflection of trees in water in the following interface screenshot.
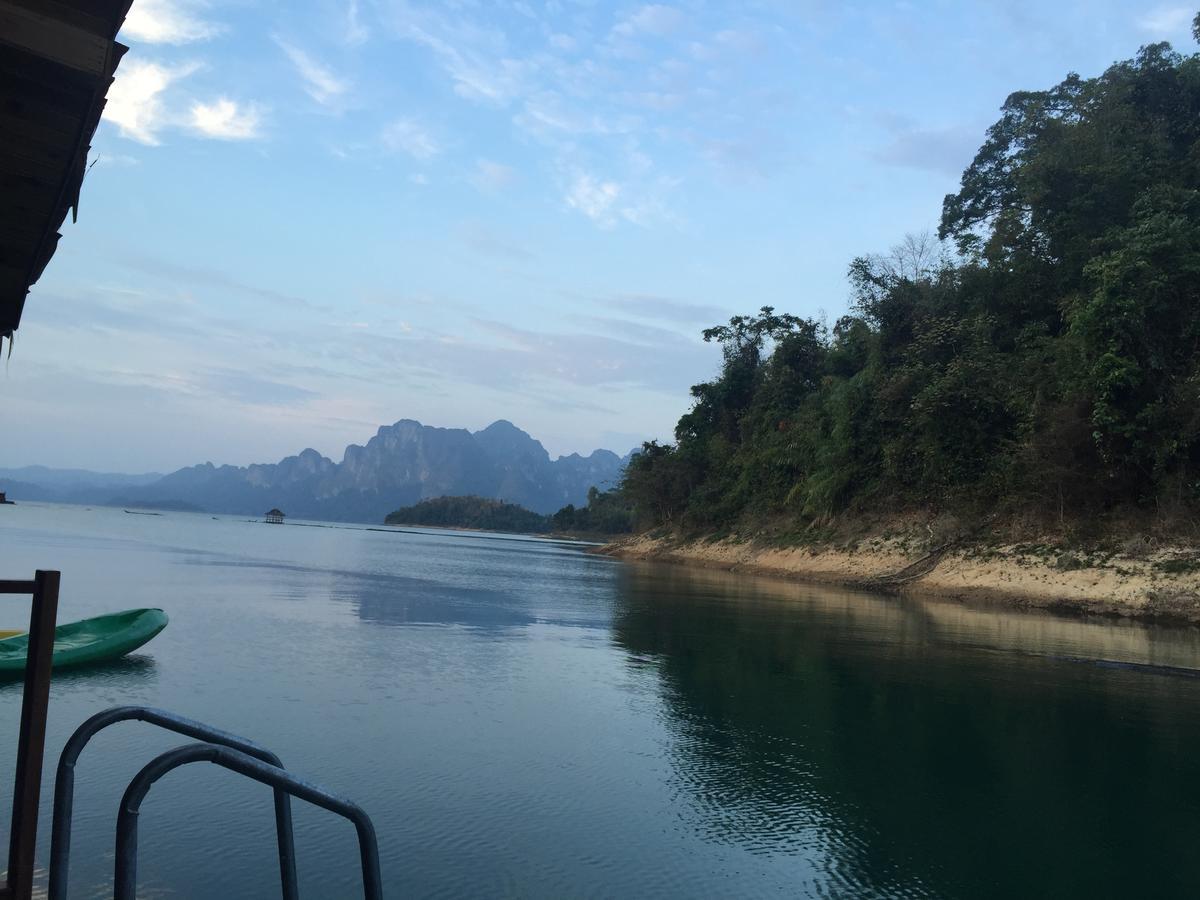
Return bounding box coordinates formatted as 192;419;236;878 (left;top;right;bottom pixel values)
611;564;1200;899
340;571;536;630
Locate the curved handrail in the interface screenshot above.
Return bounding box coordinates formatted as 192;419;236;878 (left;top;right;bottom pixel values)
49;706;298;900
114;742;382;900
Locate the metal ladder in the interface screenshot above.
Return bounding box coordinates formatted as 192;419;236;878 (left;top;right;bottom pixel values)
47;705;383;899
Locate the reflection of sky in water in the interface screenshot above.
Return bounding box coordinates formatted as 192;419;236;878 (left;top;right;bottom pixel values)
3;504;1200;898
187;555;540;629
176;543;611;630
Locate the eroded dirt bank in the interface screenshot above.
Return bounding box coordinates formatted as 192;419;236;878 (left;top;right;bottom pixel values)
597;532;1200;622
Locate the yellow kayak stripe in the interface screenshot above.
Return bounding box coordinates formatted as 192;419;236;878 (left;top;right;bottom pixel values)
0;629;23;639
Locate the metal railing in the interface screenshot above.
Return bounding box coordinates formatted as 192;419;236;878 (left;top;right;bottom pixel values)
0;588;381;900
114;743;382;900
48;706;300;900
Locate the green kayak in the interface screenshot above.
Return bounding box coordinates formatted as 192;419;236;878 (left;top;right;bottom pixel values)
0;608;168;678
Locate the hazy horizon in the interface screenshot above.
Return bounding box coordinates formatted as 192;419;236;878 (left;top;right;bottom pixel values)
0;416;637;476
1;0;1191;472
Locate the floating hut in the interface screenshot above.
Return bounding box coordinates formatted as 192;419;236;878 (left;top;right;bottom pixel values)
265;508;285;524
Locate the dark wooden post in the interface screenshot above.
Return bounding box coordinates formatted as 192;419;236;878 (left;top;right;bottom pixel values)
2;571;59;900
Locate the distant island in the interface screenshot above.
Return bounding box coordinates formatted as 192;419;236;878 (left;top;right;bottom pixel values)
386;496;552;533
112;498;204;513
386;489;635;537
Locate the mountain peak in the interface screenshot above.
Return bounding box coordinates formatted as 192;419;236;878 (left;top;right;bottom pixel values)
478;419;522;434
69;417;631;521
474;420;549;465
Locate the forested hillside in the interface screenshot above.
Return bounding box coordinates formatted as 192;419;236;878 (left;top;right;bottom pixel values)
385;496;551;533
619;32;1200;538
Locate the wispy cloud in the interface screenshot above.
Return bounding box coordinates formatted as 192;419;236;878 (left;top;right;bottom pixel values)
121;0;222;44
470;158;516;192
1136;6;1193;34
387;7;529;104
612;5;686;39
92;153;142;168
198;368;319;406
872;117;980;177
382;118;439;160
565;173;621;226
344;0;370;46
117;253;316;309
610;295;726;325
274;37;350;107
188;98;264;140
465;318;707;391
564;172;672;228
457;221;534;260
103;59;199;145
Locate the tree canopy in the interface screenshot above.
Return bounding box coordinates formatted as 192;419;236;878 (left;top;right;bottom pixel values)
617;34;1200;535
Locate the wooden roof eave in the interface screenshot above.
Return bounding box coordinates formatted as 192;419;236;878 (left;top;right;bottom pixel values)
0;0;134;343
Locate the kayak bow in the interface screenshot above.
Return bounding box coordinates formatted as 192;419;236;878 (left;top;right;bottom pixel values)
0;608;168;677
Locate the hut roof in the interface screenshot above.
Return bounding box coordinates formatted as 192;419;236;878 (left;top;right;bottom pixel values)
0;0;134;347
265;508;285;516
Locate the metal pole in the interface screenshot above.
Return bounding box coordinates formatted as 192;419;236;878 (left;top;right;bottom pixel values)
6;570;59;900
114;743;382;900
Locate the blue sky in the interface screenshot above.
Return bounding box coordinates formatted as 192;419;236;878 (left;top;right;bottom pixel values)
2;0;1194;473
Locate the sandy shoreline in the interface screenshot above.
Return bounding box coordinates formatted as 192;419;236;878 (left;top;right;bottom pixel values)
597;533;1200;623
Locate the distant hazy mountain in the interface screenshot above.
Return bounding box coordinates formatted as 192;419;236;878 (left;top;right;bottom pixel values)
67;420;632;522
0;467;163;504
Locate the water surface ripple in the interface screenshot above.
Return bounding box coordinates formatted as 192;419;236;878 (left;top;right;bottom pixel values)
2;503;1200;897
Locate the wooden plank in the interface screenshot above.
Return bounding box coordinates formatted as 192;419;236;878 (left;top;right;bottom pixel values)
0;221;57;247
0;58;95;117
0;148;79;182
0;2;111;78
5;570;59;900
0;181;63;227
0;104;78;148
0;581;35;595
0;268;33;307
4;0;117;38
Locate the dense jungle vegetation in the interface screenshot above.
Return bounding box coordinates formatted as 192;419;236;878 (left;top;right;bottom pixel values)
385;490;635;536
615;31;1200;537
550;487;635;535
385;496;552;533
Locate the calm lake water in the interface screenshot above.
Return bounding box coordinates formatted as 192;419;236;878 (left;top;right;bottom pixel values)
3;503;1200;898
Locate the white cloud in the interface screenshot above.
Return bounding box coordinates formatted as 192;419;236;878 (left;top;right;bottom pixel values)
188;98;264;140
274;37;349;106
397;20;527;104
122;0;221;44
344;0;370;46
93;153;141;167
103;59;198;145
566;174;621;226
613;5;686;38
471;158;516;191
382;119;439;160
690;28;761;60
1137;6;1193;34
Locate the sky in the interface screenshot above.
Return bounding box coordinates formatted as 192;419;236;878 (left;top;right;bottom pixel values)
1;0;1195;473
